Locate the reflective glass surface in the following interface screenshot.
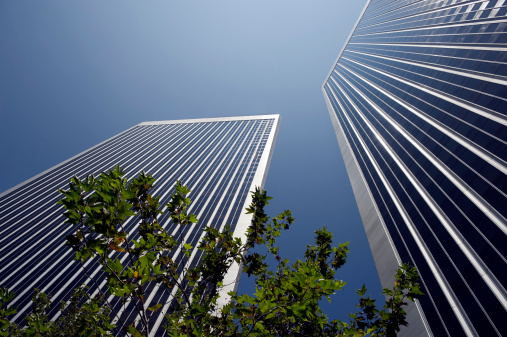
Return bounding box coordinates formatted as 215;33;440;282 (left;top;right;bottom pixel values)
324;0;507;336
0;117;277;336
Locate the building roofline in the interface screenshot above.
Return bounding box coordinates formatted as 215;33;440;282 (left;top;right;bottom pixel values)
0;115;281;198
138;115;280;126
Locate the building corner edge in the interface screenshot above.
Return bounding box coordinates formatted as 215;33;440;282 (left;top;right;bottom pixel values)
322;88;431;337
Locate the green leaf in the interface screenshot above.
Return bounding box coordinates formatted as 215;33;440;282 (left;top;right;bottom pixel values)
148;303;162;312
128;324;144;337
107;258;123;273
357;284;367;296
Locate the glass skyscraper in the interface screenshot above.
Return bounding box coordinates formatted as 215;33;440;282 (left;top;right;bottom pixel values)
322;1;506;336
0;115;280;336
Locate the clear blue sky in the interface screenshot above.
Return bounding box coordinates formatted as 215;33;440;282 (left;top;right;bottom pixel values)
0;0;383;320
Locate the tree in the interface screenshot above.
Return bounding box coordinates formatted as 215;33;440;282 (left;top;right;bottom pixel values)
2;167;422;336
2;287;113;337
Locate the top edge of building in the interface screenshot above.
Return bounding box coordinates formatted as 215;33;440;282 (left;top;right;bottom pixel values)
321;0;371;89
0;114;281;198
138;114;281;126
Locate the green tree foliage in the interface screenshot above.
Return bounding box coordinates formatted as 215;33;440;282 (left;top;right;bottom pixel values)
1;288;17;336
3;287;113;337
2;167;422;336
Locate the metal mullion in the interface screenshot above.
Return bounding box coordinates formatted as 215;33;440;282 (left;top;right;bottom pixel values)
337;68;507;311
148;120;262;335
0;125;151;217
330;78;476;336
0;125;173;242
0;125;144;207
339;58;507;168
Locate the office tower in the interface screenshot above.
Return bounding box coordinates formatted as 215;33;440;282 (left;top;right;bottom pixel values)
322;1;507;336
0;115;280;335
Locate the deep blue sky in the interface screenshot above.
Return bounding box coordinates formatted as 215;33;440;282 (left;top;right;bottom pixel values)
0;0;383;320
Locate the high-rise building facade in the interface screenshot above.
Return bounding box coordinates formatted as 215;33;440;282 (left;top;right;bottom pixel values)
0;115;280;336
322;1;507;336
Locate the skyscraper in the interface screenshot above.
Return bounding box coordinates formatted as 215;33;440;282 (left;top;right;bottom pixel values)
0;115;280;335
322;1;506;336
